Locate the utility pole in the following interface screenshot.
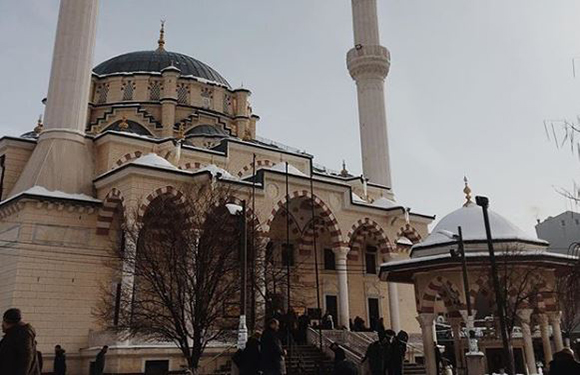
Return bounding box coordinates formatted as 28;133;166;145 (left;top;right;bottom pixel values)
476;196;515;374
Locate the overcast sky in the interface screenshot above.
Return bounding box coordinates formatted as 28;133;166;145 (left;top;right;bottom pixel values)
1;0;580;236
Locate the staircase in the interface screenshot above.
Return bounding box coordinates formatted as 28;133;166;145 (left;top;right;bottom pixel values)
285;344;334;375
403;361;427;375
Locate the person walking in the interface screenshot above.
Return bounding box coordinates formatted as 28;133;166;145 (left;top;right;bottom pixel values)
549;348;580;375
239;332;261;375
94;345;108;375
362;333;388;375
260;319;286;375
387;331;408;375
0;308;41;375
330;343;346;366
54;345;66;375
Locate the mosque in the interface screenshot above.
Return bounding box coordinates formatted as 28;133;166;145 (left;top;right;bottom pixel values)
0;0;573;375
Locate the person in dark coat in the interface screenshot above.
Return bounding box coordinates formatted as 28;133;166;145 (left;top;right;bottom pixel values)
330;343;346;365
94;345;108;375
333;359;359;375
387;331;408;375
549;348;580;375
36;350;43;373
297;313;310;344
0;308;41;375
362;333;388;375
54;345;66;375
376;318;386;337
238;332;261;375
260;319;286;375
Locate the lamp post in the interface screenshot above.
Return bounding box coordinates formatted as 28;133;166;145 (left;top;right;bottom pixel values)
226;201;248;349
475;196;515;375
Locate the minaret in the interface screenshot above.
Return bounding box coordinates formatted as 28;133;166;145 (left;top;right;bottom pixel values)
347;0;392;188
10;0;99;196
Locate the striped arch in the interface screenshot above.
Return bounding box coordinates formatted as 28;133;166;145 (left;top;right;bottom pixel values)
469;274;493;308
420;276;465;316
136;186;186;224
223;196;265;234
96;188;126;235
398;223;422;244
263;191;344;250
237;159;274;178
113;151;143;169
298;217;327;256
346;219;393;262
179;161;207;171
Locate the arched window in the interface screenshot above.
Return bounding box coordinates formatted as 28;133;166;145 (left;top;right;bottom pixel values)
365;245;378;274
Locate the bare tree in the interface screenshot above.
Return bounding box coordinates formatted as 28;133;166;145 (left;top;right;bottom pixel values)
556;273;580;344
97;183;262;372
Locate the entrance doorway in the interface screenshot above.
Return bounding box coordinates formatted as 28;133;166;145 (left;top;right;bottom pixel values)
145;360;169;375
368;297;380;330
325;295;338;325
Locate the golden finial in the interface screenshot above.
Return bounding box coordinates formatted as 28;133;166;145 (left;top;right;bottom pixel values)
340;160;349;177
157;20;166;51
119;116;129;130
177;122;185;140
463;176;473;207
34;115;44;134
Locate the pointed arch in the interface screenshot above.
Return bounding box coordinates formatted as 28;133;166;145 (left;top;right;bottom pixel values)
236;159;274;178
420;276;465;316
263;190;344;250
179;161;208;171
136;186;186;224
346;218;393;259
96;188;126;235
113;151;143;169
398;223;422;244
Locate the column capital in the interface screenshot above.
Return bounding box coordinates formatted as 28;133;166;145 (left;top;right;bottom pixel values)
517;308;534;325
537;313;550;325
547;311;562;323
333;247;349;259
417;313;435;328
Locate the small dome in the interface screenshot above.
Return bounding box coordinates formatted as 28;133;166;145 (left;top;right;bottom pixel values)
93;50;230;87
412;202;548;256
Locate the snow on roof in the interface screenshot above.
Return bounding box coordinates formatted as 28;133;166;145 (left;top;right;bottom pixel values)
198;164;238;181
131;153;177;170
415;203;547;250
371;197;398;209
352;192;366;203
269;162;308;177
18;186;100;203
396;237;414;247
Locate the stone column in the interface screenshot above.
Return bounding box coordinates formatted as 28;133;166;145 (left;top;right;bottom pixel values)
334;247;351;329
548;312;564;351
518;309;538;375
538;314;553;365
417;313;437;375
388;282;400;332
449;317;465;374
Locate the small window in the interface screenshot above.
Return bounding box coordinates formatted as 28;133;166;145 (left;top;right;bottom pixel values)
282;244;295;267
122;81;135;101
149;80;162;101
562;220;566;226
324;248;336;270
177;83;189;104
365;246;377;274
575;219;579;225
144;360;169;375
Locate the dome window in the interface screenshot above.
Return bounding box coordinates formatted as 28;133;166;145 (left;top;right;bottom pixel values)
122;81;135;101
177;83;190;105
149;80;162;101
201;87;213;109
96;83;109;104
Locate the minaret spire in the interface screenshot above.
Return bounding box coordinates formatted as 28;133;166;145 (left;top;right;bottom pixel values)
157;20;166;51
347;0;392;189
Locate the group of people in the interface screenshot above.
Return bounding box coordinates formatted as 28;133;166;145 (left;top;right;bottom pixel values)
0;308;67;375
362;330;408;375
234;318;287;375
548;348;580;375
0;308;110;375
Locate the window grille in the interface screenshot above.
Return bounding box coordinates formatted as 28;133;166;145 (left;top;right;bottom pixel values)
97;84;109;104
149;81;162;100
177;83;189;104
122;81;135;101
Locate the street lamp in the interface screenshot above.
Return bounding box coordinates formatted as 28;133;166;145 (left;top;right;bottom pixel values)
226;201;248;350
475;196;515;375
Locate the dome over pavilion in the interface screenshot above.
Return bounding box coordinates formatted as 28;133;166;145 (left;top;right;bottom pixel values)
411;180;548;257
93;50;231;88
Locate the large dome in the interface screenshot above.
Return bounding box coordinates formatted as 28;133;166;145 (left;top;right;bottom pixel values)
93;50;230;87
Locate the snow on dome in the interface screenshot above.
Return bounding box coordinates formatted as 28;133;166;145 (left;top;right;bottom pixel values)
198;164;238;180
416;203;547;250
269;163;308;177
372;197;399;209
352;192;366;203
132;153;177;170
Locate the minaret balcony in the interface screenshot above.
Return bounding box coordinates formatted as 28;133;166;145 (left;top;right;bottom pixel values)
347;44;391;79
